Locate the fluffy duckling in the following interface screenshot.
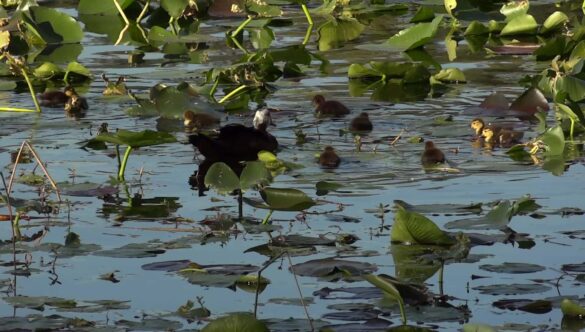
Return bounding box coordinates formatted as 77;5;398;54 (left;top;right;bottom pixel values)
350;112;373;132
482;127;523;147
319;146;340;168
64;93;89;113
40;86;76;107
183;110;220;130
102;74;127;95
470;118;486;136
421;141;445;166
313;95;350;117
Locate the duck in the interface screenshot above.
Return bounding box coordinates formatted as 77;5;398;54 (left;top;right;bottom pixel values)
421;141;445;166
482;127;523;147
350;112;373;132
319;146;340;168
101;73;127;95
470;118;487;136
189;109;278;195
183;110;220;130
64;93;89;114
39;86;76;107
313;95;350;117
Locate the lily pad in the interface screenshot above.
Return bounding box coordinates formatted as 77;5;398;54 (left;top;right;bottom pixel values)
386;15;443;51
202;313;269;331
391;208;455;245
473;283;551;296
291;258;377;278
479;262;545;274
94;130;177;148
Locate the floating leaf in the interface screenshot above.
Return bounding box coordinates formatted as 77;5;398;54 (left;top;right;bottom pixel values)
33;62;63;80
479;262;545;274
318;18;365;52
202;313;269;332
161;0;189;18
445;200;513;230
292;258;377;278
239;161;271;191
500;14;538;36
464;21;489;36
541;11;569;34
473;283;551;296
391;208;455;245
386;15;443;51
462;323;497;332
259;188;316;211
94;130;177;148
433;68;466;83
539;125;565;156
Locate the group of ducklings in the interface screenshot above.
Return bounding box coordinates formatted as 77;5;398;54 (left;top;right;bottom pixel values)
470;118;523;147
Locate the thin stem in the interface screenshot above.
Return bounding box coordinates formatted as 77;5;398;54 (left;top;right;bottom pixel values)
116;145;122;171
238;190;243;221
302;24;313;46
287;252;314;331
438;261;444;296
20;67;41;112
231;16;253;38
1;172;17;296
137;0;150;22
218;84;247;104
209;77;220;100
229;35;249;54
397;295;407;325
254;252;284;317
261;209;273;225
115;24;130;46
570;119;575;140
169;17;178;35
301;4;313;26
113;0;130;25
0;107;37;112
118;146;133;181
12;212;21;241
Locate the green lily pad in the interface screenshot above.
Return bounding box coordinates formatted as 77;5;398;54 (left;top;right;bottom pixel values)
541;11;569;34
202;313;269;332
33;62;63;80
386;15;443;51
291;258;377;278
204;162;240;195
500;14;538;36
318;18;365;52
391;208;455;245
445;200;513;230
25;6;83;44
161;0;189;18
254;187;316;211
473;283;551;296
94;130;177;148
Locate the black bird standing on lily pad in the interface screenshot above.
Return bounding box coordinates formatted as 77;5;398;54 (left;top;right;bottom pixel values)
188;108;278;195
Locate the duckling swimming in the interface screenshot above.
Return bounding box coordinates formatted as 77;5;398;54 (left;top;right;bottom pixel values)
421;141;445;166
40;86;76;107
482;127;523;147
319;146;340;168
64;93;89;114
183;110;220;130
313;95;350;117
350;112;373;132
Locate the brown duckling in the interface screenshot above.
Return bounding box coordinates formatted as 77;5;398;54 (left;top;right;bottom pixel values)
313;95;350;117
350;112;373;132
482;127;523;147
64;93;89;113
40;86;76;107
319;146;341;168
421;141;445;166
183;110;220;129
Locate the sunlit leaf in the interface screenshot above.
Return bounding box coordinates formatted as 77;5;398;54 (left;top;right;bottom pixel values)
500;0;529;22
561;298;585;318
260;187;315;211
391;208;455;245
386;15;443;51
539;125;565;156
444;0;456;18
161;0;189;18
318;18;365;52
433;68;466;83
25;6;83;44
500;14;537;36
239;161;271;191
33;62;63;80
541;11;569;35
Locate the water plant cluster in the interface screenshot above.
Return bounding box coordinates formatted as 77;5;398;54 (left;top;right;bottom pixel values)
0;0;585;331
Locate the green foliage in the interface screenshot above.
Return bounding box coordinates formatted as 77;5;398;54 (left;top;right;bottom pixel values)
386;15;443;51
23;6;84;44
391;207;455;245
202;313;269;332
561;298;585;318
94;130;177;148
204;161;272;194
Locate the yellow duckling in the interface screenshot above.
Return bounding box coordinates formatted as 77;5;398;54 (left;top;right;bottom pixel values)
183;110;220;130
482;127;523;147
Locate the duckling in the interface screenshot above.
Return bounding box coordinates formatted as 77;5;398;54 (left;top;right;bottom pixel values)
319;146;340;168
183;110;220;130
313;95;350;117
64;93;89;113
470;118;486;136
482;127;523;147
350;112;373;132
421;141;445;166
40;86;76;107
189;109;278;195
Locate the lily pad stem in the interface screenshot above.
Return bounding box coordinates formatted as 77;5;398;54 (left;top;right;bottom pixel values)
238;189;243;220
218;85;247;104
112;0;130;25
20;68;41;112
261;209;273;225
0;107;36;112
12;212;21;241
137;0;151;22
118;146;133;181
231;16;253;38
302;24;313;45
438;261;444;296
301;4;313;26
169;17;178;35
569;119;574;140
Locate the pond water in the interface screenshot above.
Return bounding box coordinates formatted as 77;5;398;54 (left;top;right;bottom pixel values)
0;1;584;331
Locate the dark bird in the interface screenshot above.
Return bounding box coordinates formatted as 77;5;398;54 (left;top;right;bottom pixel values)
350;112;373;132
482;127;523;147
39;86;76;107
313;95;350;117
421;141;445;166
188;109;278;195
319;146;341;168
